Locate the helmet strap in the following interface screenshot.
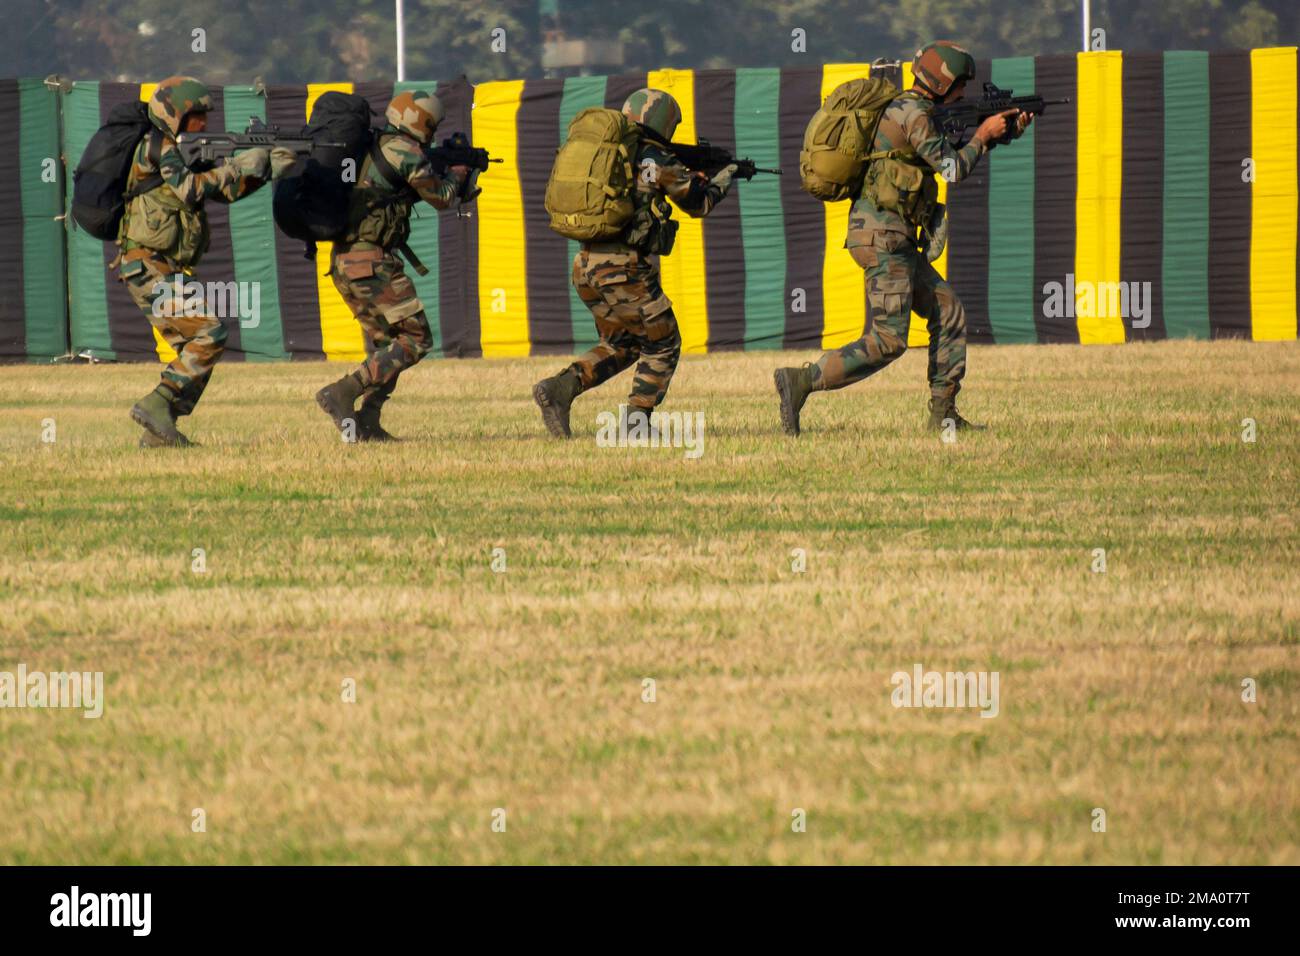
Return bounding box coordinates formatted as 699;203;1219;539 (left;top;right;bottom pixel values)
636;122;667;146
913;76;943;100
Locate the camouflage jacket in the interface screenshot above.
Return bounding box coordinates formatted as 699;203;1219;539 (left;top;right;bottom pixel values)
847;90;986;247
118;131;265;267
342;129;461;250
595;137;728;254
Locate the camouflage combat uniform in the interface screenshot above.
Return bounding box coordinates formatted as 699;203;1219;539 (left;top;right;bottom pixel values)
809;88;985;401
533;89;738;438
775;41;1017;437
559;90;732;415
116;77;269;418
316;90;463;439
568;139;729;410
332;134;458;392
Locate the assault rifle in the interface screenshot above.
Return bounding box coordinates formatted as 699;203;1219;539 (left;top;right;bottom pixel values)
665;139;781;179
933;82;1069;147
422;131;501;207
175;117;339;170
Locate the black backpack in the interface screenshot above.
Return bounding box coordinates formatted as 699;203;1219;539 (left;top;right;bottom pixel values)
71;101;163;241
272;91;376;257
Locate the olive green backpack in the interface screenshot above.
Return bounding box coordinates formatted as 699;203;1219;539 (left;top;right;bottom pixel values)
545;108;639;241
799;76;898;203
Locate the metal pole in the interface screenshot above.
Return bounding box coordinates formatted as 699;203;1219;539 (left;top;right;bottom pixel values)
396;0;406;81
1082;0;1090;52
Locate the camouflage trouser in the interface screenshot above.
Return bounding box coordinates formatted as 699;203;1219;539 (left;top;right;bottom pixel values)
811;230;967;401
566;248;681;410
331;246;433;403
121;255;227;416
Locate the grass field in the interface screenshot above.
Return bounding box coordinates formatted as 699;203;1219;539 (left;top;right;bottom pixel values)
0;339;1297;864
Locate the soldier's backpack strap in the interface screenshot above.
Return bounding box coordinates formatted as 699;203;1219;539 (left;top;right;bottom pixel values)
392;241;428;276
368;133;420;206
366;134;428;276
124;129;165;200
864;148;907;162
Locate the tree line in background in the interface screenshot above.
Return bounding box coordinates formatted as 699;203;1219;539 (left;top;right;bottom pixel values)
11;0;1300;84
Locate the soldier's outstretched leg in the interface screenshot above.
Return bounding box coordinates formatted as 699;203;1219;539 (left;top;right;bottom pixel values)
626;316;681;411
124;260;226;447
614;317;681;433
534;331;637;439
534;249;661;438
914;263;982;431
319;248;432;440
775;240;913;435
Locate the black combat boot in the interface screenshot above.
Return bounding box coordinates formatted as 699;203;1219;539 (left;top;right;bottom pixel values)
773;364;815;436
315;373;366;438
927;396;986;431
532;368;582;438
355;402;399;442
131;386;193;446
139;429;196;448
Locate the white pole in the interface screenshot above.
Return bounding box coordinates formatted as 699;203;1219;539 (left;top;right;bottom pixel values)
1082;0;1090;52
396;0;406;81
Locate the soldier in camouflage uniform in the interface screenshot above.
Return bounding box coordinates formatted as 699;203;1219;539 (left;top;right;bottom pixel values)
116;76;284;447
774;42;1031;436
314;90;467;442
531;88;738;438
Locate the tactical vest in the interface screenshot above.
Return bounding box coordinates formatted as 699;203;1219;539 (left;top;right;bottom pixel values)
621;141;678;256
343;132;418;250
858;91;941;230
118;134;209;267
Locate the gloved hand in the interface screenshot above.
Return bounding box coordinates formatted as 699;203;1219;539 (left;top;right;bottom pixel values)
709;163;740;192
229;147;271;180
269;146;299;180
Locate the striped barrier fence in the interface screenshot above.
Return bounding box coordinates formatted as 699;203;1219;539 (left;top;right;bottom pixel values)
0;50;1296;362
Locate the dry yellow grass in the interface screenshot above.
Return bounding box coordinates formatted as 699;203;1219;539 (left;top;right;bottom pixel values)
0;339;1296;864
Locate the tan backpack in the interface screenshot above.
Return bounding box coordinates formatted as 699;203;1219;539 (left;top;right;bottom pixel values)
545;108;640;241
799;76;899;203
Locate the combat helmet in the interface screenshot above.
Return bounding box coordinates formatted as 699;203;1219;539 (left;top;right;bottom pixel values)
386;90;445;145
911;41;976;98
148;76;212;137
621;88;682;142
